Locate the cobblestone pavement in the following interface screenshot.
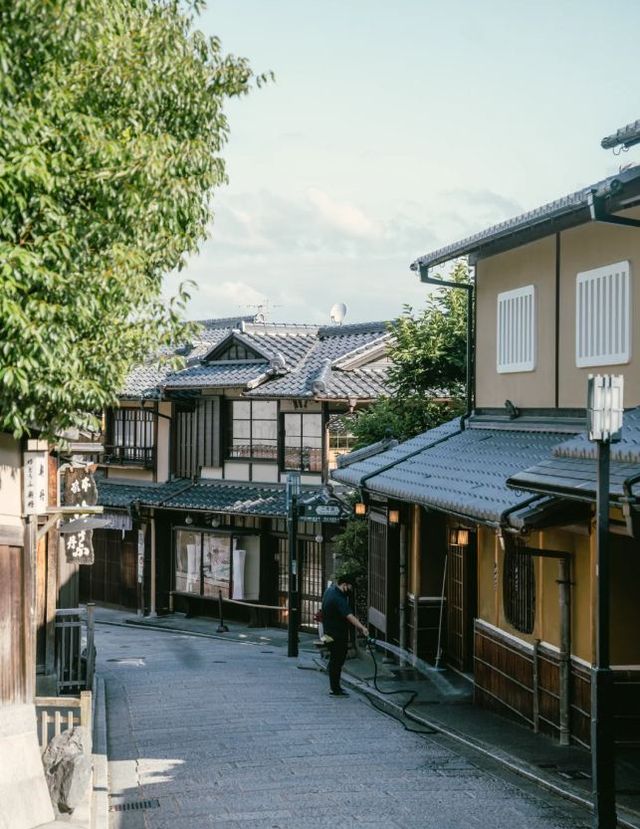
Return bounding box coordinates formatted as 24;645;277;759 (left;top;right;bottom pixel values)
100;623;593;829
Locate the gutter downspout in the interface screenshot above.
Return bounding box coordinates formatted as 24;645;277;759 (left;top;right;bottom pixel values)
418;265;475;426
621;470;640;537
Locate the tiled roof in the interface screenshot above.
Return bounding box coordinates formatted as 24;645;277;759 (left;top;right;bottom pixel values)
247;324;392;400
332;419;462;487
552;406;640;463
601;119;640;150
120;363;174;399
161;482;290;516
119;317;389;400
96;478;193;509
333;419;582;526
508;457;640;502
507;406;640;501
412;166;640;271
162;362;269;390
97;477;344;518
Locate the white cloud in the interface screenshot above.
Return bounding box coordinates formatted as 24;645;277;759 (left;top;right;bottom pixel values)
163;183;522;324
306;187;382;239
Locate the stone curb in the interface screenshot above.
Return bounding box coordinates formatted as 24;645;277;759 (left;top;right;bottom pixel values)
343;673;640;829
90;677;108;829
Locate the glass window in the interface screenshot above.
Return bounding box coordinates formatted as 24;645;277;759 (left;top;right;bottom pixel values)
327;416;356;470
284;413;323;472
202;535;231;598
175;530;201;595
228;400;277;461
107;408;155;466
175;530;232;599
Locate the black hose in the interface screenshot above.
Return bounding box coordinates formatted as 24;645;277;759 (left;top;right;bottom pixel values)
365;638;438;735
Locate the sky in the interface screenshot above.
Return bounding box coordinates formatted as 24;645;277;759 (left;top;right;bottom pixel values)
164;0;640;326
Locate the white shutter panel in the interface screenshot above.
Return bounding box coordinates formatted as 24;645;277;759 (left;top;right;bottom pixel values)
576;261;631;367
496;285;536;373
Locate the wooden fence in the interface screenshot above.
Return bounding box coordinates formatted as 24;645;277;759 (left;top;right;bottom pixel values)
35;691;92;754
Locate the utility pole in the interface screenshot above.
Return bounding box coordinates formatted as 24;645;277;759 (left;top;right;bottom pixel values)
287;472;301;658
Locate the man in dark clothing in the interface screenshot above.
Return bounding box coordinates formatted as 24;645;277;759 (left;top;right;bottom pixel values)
321;575;368;696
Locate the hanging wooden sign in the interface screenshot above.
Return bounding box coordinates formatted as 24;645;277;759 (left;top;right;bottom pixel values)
62;465;98;565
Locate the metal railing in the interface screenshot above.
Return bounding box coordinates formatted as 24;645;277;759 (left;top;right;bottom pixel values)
55;604;95;695
102;444;155;468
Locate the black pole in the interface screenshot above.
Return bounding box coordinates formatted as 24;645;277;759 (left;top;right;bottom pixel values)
287;491;299;657
216;589;229;633
591;439;616;828
466;280;473;417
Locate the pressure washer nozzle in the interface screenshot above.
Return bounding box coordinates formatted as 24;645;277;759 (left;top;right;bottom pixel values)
366;636;376;645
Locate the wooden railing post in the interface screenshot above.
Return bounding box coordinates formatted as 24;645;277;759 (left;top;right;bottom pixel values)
86;603;95;691
80;691;92;755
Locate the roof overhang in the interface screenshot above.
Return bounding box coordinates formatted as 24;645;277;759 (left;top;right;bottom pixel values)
412;166;640;272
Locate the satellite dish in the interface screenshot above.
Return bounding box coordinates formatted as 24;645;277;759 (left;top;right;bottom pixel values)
329;303;347;325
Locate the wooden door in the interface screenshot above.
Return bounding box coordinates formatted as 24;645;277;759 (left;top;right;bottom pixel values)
446;531;477;673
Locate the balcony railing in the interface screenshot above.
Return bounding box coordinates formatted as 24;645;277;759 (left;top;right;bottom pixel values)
102;444;155;468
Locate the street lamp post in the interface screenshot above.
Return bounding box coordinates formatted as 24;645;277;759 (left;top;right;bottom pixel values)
287;472;301;658
587;374;623;829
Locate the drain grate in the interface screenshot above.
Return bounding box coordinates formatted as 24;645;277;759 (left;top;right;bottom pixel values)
110;799;160;813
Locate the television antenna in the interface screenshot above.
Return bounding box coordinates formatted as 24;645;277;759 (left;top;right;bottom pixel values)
242;300;282;323
329;303;347;325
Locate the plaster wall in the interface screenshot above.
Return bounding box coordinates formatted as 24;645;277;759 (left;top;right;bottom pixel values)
558;214;640;408
476;526;592;663
475;236;556;408
475;208;640;410
0;434;22;542
156;401;172;483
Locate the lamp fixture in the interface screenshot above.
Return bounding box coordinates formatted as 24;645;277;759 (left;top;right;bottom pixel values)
588;374;624;443
211;516;221;528
449;527;470;547
354;502;367;517
184;514;193;526
388;509;400;525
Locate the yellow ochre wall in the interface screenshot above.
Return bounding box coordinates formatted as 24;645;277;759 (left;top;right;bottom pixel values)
476;526;592;663
475;207;640;410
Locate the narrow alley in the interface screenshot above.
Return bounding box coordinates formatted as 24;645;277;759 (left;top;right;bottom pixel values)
100;621;593;829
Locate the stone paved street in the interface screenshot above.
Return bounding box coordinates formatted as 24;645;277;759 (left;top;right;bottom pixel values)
100;623;593;829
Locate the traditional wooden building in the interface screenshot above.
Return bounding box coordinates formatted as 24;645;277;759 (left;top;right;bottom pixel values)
333;152;640;748
83;316;391;628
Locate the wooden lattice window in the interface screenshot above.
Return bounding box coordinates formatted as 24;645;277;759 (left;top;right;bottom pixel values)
503;539;535;634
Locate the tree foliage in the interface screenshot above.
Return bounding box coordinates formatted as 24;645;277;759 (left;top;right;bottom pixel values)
0;0;265;437
350;261;469;446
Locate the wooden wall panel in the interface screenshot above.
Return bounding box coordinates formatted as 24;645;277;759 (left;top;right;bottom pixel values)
0;544;27;704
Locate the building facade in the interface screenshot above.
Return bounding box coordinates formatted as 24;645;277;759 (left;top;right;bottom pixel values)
82;317;391;628
333;160;640;747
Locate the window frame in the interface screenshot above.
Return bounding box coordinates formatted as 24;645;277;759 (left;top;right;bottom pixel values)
281;411;324;473
575;260;631;368
502;538;536;635
225;399;279;462
496;284;536;374
105;407;156;467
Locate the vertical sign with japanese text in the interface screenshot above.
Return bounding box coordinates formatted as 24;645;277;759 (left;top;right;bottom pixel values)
63;465;98;565
23;451;48;515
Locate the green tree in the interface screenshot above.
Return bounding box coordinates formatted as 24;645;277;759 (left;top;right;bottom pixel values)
350;261;469;446
0;0;266;437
